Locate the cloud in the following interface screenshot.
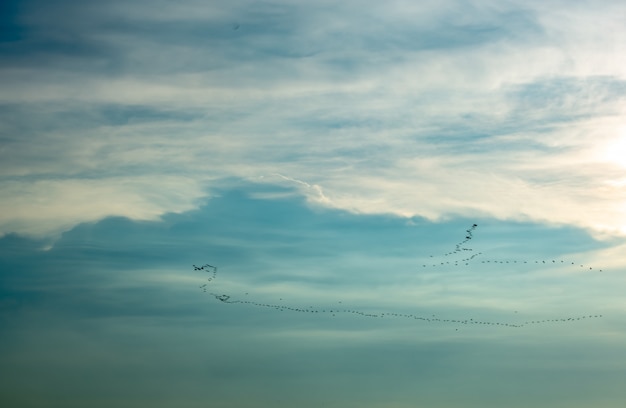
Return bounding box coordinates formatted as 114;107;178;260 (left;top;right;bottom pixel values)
2;0;626;240
0;176;206;237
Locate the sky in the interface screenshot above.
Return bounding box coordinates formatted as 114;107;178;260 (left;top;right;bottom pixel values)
1;0;626;407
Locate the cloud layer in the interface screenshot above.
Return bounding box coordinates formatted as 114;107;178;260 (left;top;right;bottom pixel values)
2;0;626;238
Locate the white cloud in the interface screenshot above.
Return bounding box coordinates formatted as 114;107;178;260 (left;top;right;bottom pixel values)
2;0;626;238
0;176;206;238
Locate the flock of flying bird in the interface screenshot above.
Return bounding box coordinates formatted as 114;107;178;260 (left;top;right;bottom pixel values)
194;223;604;329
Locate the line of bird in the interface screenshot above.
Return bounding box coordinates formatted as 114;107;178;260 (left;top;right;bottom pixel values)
195;264;217;292
441;223;478;257
194;223;605;328
424;224;603;271
422;258;602;270
208;292;602;328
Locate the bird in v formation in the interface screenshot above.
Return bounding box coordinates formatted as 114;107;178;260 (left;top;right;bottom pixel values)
193;223;605;328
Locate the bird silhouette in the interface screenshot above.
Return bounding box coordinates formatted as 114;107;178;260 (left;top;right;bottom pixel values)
194;223;605;330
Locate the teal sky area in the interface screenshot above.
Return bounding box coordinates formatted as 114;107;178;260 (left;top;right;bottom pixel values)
1;1;626;407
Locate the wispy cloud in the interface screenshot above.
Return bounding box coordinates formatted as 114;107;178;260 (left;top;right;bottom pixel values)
2;0;626;239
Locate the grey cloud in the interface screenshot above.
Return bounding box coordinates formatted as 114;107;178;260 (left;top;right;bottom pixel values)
0;0;546;78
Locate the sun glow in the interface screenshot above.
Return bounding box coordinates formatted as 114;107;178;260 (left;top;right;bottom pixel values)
602;129;626;168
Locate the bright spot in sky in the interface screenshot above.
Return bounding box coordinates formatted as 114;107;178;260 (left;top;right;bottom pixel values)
602;129;626;168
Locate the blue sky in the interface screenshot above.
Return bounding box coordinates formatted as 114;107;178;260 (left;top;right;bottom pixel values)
2;1;626;407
